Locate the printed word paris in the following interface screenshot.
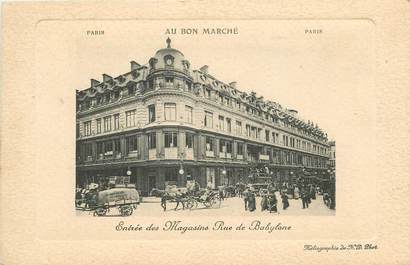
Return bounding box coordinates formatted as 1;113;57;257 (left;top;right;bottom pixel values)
86;30;104;36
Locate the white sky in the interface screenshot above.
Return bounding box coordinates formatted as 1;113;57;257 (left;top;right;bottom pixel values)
70;20;375;140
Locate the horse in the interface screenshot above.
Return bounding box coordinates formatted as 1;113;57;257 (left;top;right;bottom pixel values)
223;186;236;198
235;183;246;198
150;188;187;211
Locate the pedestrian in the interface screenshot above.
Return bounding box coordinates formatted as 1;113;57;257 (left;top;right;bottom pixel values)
267;192;277;213
219;186;225;201
243;188;250;211
281;192;289;210
310;185;316;200
260;189;268;211
307;190;312;204
161;192;168;211
248;190;256;212
301;188;309;209
294;186;300;200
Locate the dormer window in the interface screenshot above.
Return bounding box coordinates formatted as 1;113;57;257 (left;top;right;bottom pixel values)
149;58;158;69
128;86;135;96
164;54;174;66
182;60;190;71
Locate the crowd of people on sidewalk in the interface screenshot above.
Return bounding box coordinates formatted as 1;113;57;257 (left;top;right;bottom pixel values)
239;181;333;213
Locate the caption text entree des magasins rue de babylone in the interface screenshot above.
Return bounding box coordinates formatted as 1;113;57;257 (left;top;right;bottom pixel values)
115;220;292;234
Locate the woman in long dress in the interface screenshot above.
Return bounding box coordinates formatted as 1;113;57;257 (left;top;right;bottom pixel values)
248;191;256;212
294;186;300;199
281;192;289;210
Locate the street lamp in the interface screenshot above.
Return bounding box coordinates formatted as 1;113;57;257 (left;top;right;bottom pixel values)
179;163;184;175
126;168;132;176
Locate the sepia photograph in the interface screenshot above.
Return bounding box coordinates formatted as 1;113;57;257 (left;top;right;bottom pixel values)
75;35;336;217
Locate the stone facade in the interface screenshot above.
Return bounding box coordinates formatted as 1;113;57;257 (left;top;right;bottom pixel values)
76;38;331;195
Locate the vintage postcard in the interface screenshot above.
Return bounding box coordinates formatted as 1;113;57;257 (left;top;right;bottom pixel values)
1;1;409;265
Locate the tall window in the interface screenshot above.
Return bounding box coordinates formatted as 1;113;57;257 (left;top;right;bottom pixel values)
126;110;136;127
85;143;93;159
103;116;112;132
251;127;257;138
237;143;243;155
186;132;194;148
226;118;231;133
219;140;226;153
96;119;102;134
148;132;156;149
83;121;91;136
236;121;242;135
148;104;156;123
265;130;270;142
97;142;103;158
257;128;262;139
204;111;213;128
218;116;224;131
127;135;138;153
246;124;251;137
164;132;178;148
114;139;121;155
114;114;120;130
272;132;278;144
206;137;214;151
164;103;176;121
185;105;193;123
226;141;232;153
104;141;113;155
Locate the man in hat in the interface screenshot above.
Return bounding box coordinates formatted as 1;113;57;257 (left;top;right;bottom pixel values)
301;187;309;209
243;187;250;211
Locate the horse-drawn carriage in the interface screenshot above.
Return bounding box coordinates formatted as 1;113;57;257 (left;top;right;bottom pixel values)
185;189;221;209
151;184;221;211
77;187;140;216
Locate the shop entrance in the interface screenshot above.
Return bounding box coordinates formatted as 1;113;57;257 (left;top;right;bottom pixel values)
148;175;156;192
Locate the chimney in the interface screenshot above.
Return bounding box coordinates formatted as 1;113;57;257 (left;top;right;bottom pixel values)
102;74;112;82
130;61;141;71
200;65;209;74
90;79;100;87
229;81;237;88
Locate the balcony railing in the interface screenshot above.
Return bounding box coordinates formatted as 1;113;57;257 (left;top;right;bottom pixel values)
219;152;232;159
164;147;178;159
259;154;270;161
149;149;157;160
185;148;194;160
127;151;138;158
206;150;215;157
